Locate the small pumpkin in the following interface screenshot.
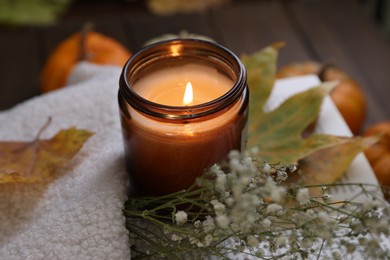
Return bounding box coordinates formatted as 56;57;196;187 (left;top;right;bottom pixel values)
277;61;367;134
320;66;367;135
277;61;321;78
363;121;390;188
40;28;131;93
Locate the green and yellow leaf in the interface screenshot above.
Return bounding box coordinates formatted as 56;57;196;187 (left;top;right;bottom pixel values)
293;135;379;195
242;44;376;182
0;127;93;183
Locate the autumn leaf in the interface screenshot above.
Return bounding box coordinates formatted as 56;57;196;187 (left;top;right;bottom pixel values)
249;81;346;164
0;121;93;183
289;135;379;195
241;43;283;124
0;0;72;26
242;45;340;163
242;44;375;172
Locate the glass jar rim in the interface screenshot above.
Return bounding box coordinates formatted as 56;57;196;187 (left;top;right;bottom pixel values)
119;39;247;121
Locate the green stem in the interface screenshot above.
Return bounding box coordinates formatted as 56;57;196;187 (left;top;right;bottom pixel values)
309;199;360;218
316;239;325;260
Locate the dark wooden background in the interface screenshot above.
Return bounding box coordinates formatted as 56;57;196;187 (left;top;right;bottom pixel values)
0;0;389;133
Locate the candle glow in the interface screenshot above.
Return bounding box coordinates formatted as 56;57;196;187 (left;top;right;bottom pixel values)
170;44;182;57
183;82;193;106
119;39;248;195
133;64;232;106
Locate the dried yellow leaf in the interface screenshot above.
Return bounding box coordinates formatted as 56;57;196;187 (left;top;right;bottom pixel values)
0;124;93;183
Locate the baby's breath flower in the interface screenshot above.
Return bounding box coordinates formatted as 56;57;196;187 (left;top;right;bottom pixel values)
230;158;243;173
171;234;182;242
275;235;288;248
262;163;272;173
350;219;365;234
322;193;333;203
246;235;259;247
270;186;286;203
384;206;390;215
276;170;288;182
332;251;343;260
204;234;214;246
300;238;313;250
266;203;283;215
362;197;381;211
292;211;310;226
211;199;226;215
296;188;310;205
125;148;390;259
174;211;188;225
202;216;216;233
317;211;337;228
189;236;199;245
375;218;390;235
288;164;297;172
196;241;205;248
239;218;257;233
216;214;230;229
241;175;252;186
261;218;272;229
224;196;234;207
256;248;265;257
215;172;227;192
305;209;316;218
194;220;201;229
228;150;241;160
341;239;356;254
209;163;222;175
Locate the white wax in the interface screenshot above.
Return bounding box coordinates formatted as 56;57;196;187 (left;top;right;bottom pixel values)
133;63;234;106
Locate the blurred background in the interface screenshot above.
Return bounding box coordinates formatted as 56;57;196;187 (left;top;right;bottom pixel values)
0;0;389;132
0;0;389;36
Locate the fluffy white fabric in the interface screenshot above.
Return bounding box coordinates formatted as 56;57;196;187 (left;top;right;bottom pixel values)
0;63;131;259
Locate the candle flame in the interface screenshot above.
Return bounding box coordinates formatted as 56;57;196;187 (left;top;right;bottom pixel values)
183;82;193;106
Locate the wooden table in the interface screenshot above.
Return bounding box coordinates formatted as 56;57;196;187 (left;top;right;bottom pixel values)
1;0;389;132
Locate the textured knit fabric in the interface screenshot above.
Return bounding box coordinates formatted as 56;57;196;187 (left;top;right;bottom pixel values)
0;62;130;259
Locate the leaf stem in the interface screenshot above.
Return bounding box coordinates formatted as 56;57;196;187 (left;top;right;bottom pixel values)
34;117;52;140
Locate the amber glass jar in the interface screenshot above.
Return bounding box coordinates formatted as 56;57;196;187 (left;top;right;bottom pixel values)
119;39;248;195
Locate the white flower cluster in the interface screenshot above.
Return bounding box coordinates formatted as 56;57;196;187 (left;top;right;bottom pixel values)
176;151;390;258
167;150;288;252
127;149;390;259
174;210;188;225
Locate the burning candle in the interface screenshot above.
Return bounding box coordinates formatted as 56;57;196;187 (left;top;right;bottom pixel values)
133;63;233;106
183;82;193;105
119;39;248;195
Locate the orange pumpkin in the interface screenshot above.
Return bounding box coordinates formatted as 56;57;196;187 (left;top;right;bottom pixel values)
40;30;131;93
277;61;321;78
321;67;367;135
277;62;367;134
363;121;390;188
